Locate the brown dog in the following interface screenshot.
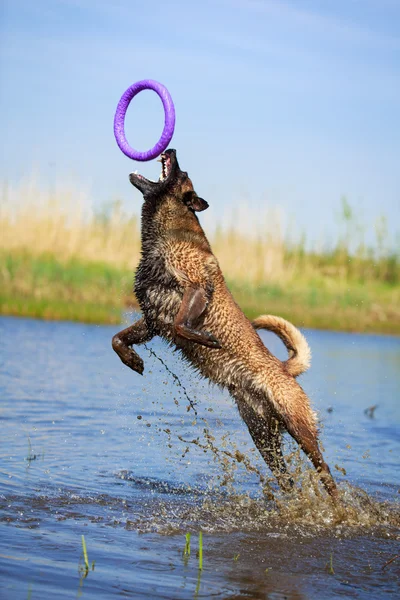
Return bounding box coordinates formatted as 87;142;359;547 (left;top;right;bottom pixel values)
112;149;337;499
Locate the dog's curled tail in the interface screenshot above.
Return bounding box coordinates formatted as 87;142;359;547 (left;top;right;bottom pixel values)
252;315;311;377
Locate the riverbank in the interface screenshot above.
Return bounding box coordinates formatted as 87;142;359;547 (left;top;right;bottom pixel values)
1;182;398;333
1;251;399;334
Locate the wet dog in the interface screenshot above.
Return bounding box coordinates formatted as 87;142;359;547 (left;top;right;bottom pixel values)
112;149;337;498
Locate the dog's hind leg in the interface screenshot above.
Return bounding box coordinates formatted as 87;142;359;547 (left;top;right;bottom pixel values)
174;286;221;349
112;318;153;374
237;400;293;492
281;412;338;499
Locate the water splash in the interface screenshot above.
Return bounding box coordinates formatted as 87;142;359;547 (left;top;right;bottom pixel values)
121;345;400;537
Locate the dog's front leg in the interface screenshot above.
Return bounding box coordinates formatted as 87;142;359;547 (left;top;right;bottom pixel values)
112;318;153;374
174;286;221;349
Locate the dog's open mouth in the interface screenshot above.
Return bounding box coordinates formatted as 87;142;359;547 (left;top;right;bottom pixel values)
158;152;172;182
130;150;175;190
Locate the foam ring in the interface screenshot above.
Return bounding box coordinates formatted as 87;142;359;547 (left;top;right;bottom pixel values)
113;79;176;161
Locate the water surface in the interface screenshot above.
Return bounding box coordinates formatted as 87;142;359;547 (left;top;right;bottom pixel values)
0;315;399;599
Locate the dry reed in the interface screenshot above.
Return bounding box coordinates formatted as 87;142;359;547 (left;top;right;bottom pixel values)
1;177;399;332
1;177;397;286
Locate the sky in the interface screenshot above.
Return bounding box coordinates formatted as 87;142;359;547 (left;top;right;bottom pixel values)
1;0;399;247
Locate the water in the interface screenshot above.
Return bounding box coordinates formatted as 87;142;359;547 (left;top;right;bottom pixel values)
0;315;399;599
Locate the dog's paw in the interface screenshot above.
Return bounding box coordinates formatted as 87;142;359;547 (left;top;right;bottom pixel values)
122;350;144;375
204;332;222;349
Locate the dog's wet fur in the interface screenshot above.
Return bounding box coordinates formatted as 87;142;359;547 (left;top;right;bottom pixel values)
112;149;337;499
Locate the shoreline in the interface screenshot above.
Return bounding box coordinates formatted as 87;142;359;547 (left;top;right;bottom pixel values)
1;310;399;337
2;194;399;336
1;292;398;336
1;249;398;336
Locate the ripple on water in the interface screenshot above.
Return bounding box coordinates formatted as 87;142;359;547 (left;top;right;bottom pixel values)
1;471;399;541
1;317;400;599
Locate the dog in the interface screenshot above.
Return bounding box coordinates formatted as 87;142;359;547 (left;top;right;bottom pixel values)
112;149;337;499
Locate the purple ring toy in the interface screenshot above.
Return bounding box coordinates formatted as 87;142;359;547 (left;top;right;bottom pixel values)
113;79;175;161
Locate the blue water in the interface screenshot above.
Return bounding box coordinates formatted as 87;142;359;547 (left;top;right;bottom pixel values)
0;315;399;599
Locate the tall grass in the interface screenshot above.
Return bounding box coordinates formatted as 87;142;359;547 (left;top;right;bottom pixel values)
1;178;399;332
1;180;398;285
1;179;140;269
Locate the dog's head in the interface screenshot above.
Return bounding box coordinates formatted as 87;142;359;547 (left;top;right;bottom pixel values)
129;149;208;213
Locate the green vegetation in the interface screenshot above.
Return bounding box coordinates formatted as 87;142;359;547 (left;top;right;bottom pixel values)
0;251;129;324
1;250;398;333
79;535;95;578
229;278;399;335
81;535;89;572
198;531;203;571
326;553;335;575
183;532;191;556
26;435;37;463
1;180;399;333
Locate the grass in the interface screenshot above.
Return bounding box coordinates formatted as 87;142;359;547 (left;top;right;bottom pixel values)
198;531;203;571
79;535;95;578
0;251;129;324
1;250;398;333
182;532;203;598
229;278;400;335
183;532;202;569
1;178;399;333
183;533;191;556
326;553;335;575
26;435;37;463
81;535;89;572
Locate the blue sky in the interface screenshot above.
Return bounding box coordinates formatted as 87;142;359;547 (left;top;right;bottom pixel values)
1;0;399;246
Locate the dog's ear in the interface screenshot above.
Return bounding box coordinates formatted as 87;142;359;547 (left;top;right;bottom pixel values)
191;196;209;212
183;191;209;212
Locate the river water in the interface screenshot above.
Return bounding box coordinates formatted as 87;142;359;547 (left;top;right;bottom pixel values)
0;315;399;599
